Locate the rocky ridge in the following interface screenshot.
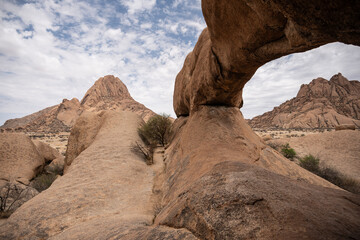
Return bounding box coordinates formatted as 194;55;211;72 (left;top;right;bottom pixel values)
1;75;155;132
249;73;360;129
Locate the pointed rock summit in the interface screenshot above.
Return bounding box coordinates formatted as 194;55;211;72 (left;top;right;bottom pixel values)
81;75;133;108
1;75;155;132
249;73;360;129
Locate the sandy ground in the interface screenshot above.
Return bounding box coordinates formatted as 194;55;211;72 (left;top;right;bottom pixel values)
254;128;334;139
266;130;360;182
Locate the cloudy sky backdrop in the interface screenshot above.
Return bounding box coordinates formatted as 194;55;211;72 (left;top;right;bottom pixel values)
1;0;360;125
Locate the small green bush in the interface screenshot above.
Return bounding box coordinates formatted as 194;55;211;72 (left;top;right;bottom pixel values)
138;114;172;147
281;144;296;159
299;155;320;173
134;113;172;165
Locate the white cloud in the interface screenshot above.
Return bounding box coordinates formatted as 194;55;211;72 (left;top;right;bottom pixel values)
0;0;205;125
0;0;359;127
120;0;156;14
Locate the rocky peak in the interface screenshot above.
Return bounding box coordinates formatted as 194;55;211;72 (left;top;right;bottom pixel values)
59;98;80;111
249;73;360;129
80;75;133;108
0;75;155;132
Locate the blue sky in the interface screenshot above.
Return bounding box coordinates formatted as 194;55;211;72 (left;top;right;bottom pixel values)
1;0;360;125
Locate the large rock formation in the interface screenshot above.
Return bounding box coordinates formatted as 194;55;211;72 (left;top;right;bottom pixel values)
0;132;64;183
0;111;196;239
0;133;64;218
153;106;360;239
174;1;360;116
168;0;360;238
1;75;155;132
1;1;360;239
81;75;155;121
249;73;360;128
2;99;81;133
0;133;44;183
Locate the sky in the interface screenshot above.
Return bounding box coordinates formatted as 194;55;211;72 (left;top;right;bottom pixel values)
0;0;360;125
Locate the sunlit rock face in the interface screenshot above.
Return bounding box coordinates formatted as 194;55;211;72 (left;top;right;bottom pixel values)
166;0;360;239
174;0;360;116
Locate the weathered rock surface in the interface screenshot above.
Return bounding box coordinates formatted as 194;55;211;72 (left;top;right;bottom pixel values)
2;0;360;239
174;1;360;116
268;130;360;183
1;99;81;133
0;134;62;218
154;106;360;239
0;133;44;182
170;0;360;238
33;140;65;173
64;111;104;171
249;74;360;129
335;124;356;131
0;111;197;239
81;75;155;121
1;75;155;132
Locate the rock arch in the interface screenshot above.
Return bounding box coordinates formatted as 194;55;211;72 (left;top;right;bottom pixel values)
174;0;360;116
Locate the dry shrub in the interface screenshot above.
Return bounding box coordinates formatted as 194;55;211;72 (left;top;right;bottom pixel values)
299;154;360;194
132;141;154;165
0;183;28;218
134;114;172;165
31;173;57;192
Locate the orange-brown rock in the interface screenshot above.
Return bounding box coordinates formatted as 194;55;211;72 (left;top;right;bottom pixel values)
1;99;81;133
335;124;356;131
0;133;44;182
249;74;360;129
33;140;65;173
0;181;39;216
154;106;360;239
64;111;104;171
170;0;360;238
0;111;197;239
174;1;360;116
80;75;155;121
81;75;132;108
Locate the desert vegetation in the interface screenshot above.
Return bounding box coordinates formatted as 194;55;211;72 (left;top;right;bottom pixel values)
133;114;172;165
299;155;359;194
281;143;296;160
0;183;28;218
138;114;172;147
31;164;63;192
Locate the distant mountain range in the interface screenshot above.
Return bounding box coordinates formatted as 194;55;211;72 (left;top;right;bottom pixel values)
1;75;155;132
249;73;360;129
